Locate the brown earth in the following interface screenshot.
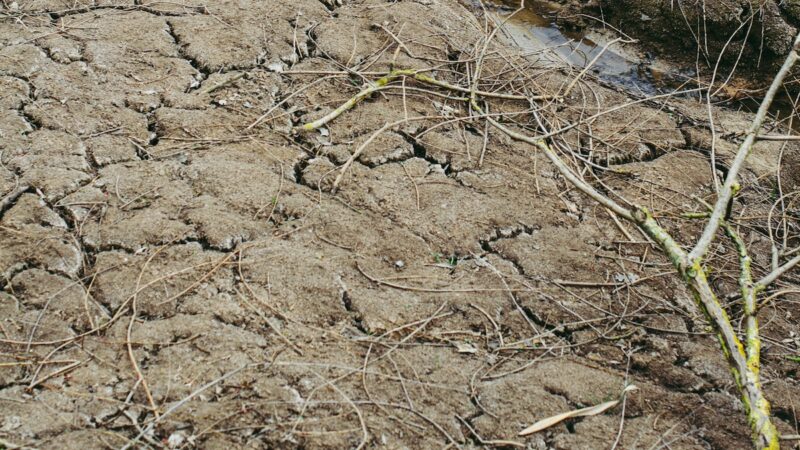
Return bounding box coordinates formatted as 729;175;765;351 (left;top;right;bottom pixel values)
0;0;799;449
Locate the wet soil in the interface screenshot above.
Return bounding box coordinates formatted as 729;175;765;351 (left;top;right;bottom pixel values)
492;0;673;95
513;0;800;91
0;0;799;449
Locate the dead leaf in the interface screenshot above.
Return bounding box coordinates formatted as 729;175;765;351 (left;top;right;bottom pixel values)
454;342;478;354
518;385;638;436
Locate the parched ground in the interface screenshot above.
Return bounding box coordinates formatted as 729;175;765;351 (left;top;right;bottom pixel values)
1;1;799;449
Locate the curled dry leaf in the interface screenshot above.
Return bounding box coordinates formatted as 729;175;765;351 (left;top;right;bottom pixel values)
454;342;478;354
518;385;638;436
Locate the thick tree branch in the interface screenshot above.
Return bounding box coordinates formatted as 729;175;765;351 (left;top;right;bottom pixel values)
722;221;778;449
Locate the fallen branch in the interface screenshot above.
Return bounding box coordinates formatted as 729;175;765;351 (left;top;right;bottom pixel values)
298;68;553;132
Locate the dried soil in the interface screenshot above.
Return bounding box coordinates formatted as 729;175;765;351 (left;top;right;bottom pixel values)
0;1;798;449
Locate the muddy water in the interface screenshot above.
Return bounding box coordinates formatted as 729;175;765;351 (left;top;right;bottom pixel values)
490;1;671;95
493;1;799;128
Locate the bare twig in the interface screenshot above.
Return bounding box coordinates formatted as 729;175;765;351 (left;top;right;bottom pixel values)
690;32;800;263
756;253;800;290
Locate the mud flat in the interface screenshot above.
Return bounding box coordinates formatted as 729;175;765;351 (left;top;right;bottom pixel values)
0;0;798;449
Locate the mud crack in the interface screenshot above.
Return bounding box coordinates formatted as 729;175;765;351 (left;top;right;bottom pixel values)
165;20;210;86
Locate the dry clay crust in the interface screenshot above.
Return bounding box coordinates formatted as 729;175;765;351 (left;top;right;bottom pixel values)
0;1;798;449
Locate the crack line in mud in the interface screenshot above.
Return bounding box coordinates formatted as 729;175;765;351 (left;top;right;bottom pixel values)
479;239;527;278
0;185;34;222
399;131;455;176
314;0;341;13
165;20;210;89
17;106;42;135
337;275;368;334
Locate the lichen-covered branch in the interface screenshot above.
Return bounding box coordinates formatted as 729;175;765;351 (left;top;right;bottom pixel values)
689;32;800;263
720;222;779;449
298;69;548;132
300;70;412;131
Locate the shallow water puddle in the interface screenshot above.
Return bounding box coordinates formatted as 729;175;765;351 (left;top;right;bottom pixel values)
490;1;664;94
490;0;799;126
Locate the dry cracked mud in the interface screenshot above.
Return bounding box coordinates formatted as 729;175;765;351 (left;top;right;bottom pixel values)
0;1;799;449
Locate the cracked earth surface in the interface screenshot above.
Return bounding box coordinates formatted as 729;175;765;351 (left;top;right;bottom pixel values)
0;0;799;449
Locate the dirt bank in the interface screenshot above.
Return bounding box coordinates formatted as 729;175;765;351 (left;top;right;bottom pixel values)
0;0;798;449
543;0;800;85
